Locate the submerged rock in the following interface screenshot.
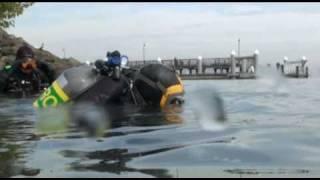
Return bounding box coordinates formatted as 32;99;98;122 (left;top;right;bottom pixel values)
20;167;40;176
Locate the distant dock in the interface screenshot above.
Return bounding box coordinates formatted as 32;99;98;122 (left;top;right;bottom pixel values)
127;50;259;80
276;57;309;78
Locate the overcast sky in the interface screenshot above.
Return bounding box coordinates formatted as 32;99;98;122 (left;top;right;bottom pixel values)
6;2;320;66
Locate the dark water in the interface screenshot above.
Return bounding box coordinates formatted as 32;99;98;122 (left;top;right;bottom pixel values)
1;73;320;177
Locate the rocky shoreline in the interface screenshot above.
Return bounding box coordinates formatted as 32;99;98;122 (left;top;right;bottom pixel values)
0;28;81;76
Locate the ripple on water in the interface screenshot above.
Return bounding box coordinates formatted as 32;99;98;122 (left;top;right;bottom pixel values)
0;78;320;177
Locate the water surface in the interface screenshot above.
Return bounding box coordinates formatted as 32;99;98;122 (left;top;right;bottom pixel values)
1;73;320;178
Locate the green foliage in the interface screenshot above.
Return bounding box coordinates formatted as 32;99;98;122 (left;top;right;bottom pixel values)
0;2;33;28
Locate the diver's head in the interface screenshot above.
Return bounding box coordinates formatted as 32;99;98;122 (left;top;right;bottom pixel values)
111;50;121;58
107;50;122;67
16;45;37;74
134;64;185;109
106;51;120;58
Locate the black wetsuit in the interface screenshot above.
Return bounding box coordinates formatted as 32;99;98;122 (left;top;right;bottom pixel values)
75;67;144;106
0;60;55;97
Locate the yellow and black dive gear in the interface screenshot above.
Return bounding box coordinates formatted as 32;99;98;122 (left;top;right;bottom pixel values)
33;63;184;110
134;64;184;109
33;65;101;108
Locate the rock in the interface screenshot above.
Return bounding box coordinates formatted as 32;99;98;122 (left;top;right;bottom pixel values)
1;46;16;56
20;167;40;176
0;28;81;77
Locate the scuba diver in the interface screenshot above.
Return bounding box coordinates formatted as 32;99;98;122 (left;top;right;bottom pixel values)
0;45;55;97
33;50;185;133
100;50;122;80
34;50;184;109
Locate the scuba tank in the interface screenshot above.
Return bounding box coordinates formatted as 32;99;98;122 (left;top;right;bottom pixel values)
33;55;130;108
33;65;102;108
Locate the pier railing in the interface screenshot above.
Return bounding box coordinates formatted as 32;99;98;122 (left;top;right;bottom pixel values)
127;50;259;79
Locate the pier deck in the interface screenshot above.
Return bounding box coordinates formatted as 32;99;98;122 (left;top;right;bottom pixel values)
127;51;259;80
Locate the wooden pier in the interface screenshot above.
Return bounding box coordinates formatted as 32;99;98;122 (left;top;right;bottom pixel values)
276;57;309;78
127;50;259;80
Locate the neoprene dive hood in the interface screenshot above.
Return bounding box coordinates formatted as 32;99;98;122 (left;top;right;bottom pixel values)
134;64;184;109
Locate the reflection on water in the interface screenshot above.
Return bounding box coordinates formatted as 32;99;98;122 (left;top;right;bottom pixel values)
0;98;40;177
224;168;310;175
59;129;236;178
1;77;320;177
60;148;175;178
